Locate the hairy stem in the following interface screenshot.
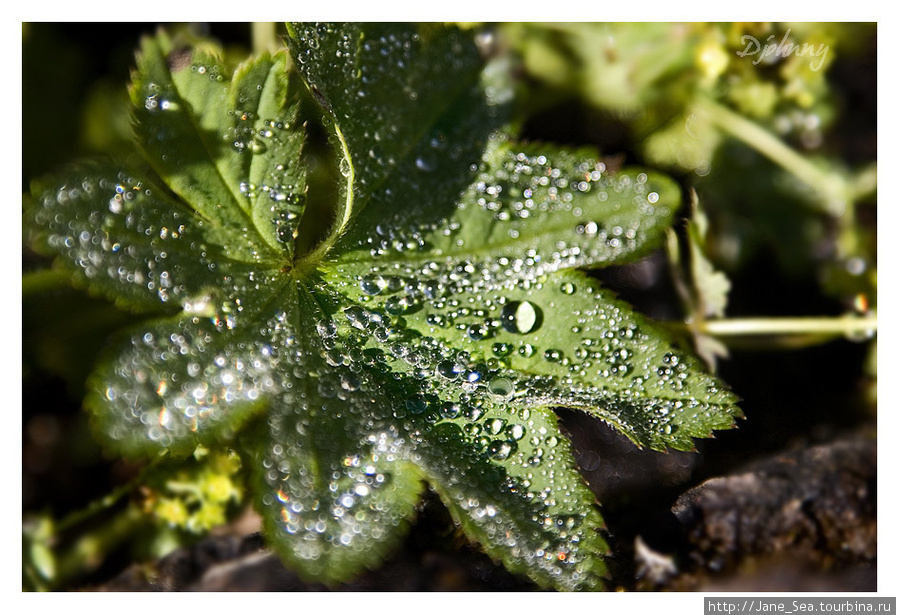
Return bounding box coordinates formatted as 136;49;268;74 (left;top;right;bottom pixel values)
697;97;849;216
694;313;877;338
252;22;279;55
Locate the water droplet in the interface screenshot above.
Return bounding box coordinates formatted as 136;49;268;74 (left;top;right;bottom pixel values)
437;360;463;380
491;342;512;357
406;395;428;415
360;274;388;296
506;424;526;441
487;377;514;397
467;323;488;341
249;138;267;155
316;320;337;338
501;301;541;334
485;417;507;435
384;295;417;315
488;440;516;461
543;349;563;363
440;401;461;419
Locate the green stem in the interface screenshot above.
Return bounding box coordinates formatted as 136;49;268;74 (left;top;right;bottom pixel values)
695;313;877;338
696;97;849;216
54;482;134;535
251;22;279;55
54;506;147;589
28;458;165;590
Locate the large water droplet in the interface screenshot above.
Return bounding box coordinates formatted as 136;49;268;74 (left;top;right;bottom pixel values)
501;301;540;334
487;377;514;397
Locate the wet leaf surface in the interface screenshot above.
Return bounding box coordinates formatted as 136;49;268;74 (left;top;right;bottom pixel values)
24;23;742;590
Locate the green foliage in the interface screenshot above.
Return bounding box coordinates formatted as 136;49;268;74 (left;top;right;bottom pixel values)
504;23;876;306
24;23;743;590
142;448;244;533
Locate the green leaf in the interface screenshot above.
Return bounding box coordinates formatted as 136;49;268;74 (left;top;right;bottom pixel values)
507;23;698;116
325;263;739;452
666;194;733;370
332;136;681;273
131;34;305;262
286;23;507;257
25;161;224;312
25;23;742;591
416;408;610;591
86;312;277;458
286;23;489;209
246;351;427;585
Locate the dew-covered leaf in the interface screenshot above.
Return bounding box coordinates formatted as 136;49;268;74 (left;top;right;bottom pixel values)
332;136;680;272
25;162;224;312
131;34;305;262
324;262;740;452
286;23;496;219
305;282;610;590
86;283;296;458
23;24;743;592
247;359;426;585
415;406;610;591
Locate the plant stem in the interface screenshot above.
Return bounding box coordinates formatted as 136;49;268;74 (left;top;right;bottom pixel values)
696;97;849;216
695;313;877;338
28;460;163;590
54;506;147;589
54;481;135;534
252;22;279;55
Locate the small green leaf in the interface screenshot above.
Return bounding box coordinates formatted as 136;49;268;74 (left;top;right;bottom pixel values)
131;35;305;262
667;194;733;370
686;199;732;320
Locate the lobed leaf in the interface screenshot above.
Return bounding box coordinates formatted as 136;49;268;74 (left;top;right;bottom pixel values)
24;23;744;591
247;358;427;585
306;280;612;589
86;299;286;459
415;407;610;590
332;136;681;274
25;162;222;312
286;24;491;213
131;35;305;262
324;263;739;452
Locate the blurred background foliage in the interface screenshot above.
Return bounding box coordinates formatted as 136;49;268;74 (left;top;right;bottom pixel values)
22;22;876;591
501;22;875;306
